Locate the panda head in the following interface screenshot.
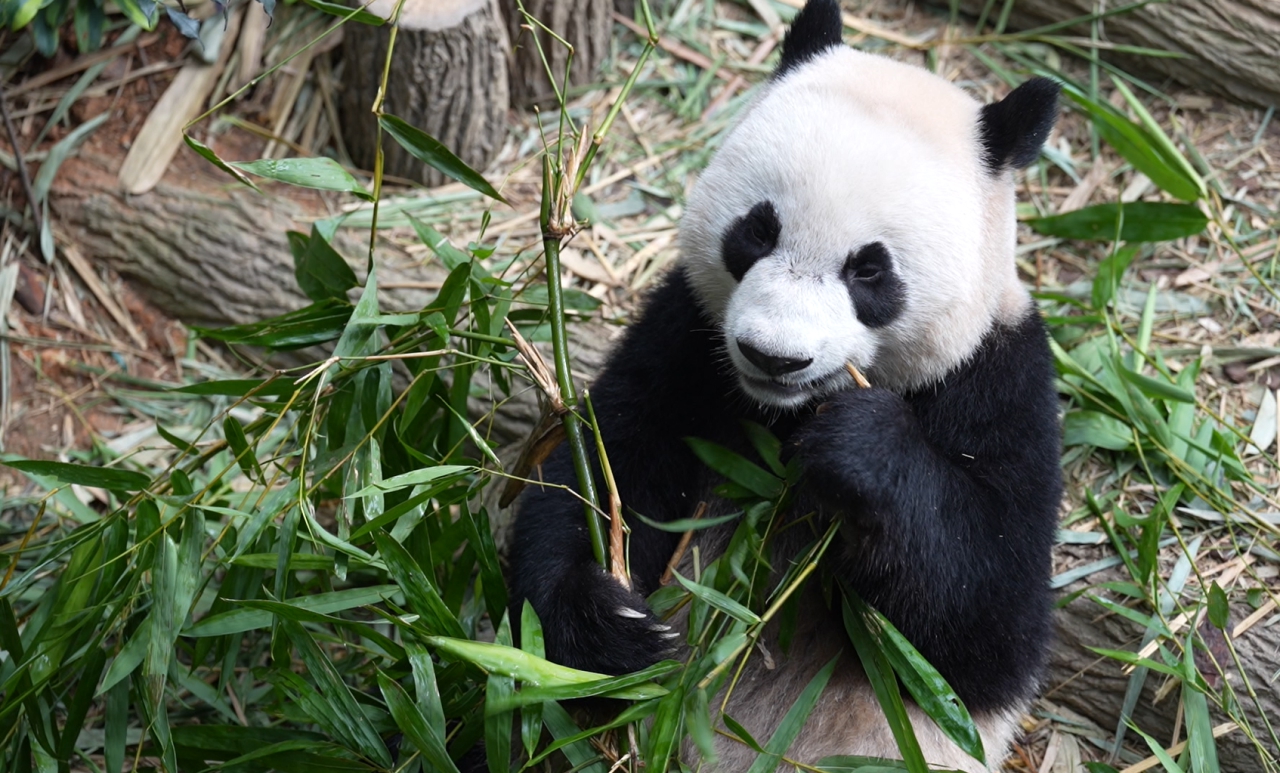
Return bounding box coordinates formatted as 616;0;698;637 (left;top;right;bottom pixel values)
678;0;1059;409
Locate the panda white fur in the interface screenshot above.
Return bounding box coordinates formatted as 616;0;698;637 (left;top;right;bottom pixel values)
511;1;1063;769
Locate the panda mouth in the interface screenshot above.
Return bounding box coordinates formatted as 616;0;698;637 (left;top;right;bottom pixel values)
739;373;826;406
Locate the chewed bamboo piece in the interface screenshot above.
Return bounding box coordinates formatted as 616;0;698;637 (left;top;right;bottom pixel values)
845;362;871;388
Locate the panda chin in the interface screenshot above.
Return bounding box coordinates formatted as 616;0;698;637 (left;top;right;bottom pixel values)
738;373;826;410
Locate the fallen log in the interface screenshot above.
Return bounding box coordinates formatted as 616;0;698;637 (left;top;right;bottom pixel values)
922;0;1280;108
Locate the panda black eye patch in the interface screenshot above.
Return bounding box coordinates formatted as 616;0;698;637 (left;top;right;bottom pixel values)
722;201;781;281
842;241;905;328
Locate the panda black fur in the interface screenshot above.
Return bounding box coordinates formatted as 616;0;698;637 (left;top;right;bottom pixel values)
510;1;1062;768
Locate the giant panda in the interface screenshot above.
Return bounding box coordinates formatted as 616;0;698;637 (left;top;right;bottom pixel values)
510;0;1063;769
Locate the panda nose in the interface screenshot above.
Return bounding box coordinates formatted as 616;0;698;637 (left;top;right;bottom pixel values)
736;340;813;377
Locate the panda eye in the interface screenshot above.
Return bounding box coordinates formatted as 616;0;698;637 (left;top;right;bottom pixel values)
843;242;891;284
843;242;905;329
722;201;781;281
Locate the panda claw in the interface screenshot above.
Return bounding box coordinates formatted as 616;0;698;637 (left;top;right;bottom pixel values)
617;606;647;619
661;631;681;639
651;623;672;632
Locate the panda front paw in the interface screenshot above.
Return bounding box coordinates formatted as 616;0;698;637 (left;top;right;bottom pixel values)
536;562;677;675
792;386;915;508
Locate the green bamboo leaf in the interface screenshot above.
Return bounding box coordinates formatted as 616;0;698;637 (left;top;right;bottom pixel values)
407;213;471;269
424;636;667;698
745;655;839;773
633;509;744;533
105;676;128;773
1184;680;1220;773
379;114;507;203
722;713;765;753
1087;647;1184;679
1062;88;1200;202
56;647;106;761
841;595;929;773
867;607;984;764
378;672;461;773
1109;77;1205;200
406;642;446;742
193;298;353;349
519;601;545;757
1118;366;1196;404
489;661;678;710
231;157;372;200
486;613;515;773
1092;244;1140;311
1128;721;1186;773
231;553;337;570
1027;202;1206;242
294;225;359;302
541;700;609;773
673;571;761;625
301;0;386;23
346;464;473;497
170;377;300;396
186;585;399;636
184;133;258;189
223;416;263;483
2;458;150;492
279;618;392;766
1206;583;1229;630
371;531;466;638
100;616;150;693
686;438;783;500
31;112;110;204
1063;411;1133;451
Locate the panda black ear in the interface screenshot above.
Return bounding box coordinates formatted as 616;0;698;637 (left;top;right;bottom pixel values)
776;0;844;78
978;77;1060;172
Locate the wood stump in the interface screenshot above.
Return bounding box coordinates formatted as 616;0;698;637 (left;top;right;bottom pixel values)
340;0;511;187
499;0;613;105
924;0;1280;108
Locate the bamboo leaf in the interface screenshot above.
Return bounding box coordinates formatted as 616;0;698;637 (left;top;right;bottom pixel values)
841;594;929;773
686;438;783;500
379;114;507;203
378;672;460;773
867;607;985;764
231;158;373;200
279;618;392;766
673;570;762;624
1027;203;1206;243
2;458;150;492
745;655;838;773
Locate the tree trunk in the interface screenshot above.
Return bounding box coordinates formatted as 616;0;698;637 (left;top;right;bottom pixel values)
340;0;511;187
499;0;612;106
923;0;1280;108
50;155;1279;767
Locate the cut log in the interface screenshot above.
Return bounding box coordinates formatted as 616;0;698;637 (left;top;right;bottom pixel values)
48;154;1278;767
923;0;1280;108
499;0;612;105
340;0;511;187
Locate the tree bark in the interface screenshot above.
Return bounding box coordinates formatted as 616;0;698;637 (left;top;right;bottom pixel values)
50;155;1279;768
499;0;612;106
924;0;1280;108
1046;552;1279;770
340;0;511;187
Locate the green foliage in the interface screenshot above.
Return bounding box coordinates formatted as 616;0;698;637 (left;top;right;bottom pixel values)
6;1;1278;771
